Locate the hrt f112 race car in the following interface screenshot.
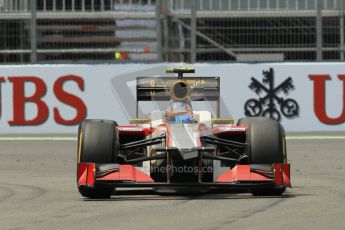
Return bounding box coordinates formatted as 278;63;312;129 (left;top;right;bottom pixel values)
77;68;291;198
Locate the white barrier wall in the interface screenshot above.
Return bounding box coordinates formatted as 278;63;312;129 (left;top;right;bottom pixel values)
1;63;345;133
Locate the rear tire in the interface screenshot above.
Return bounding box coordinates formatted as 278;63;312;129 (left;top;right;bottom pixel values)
77;119;118;199
250;187;286;196
78;185;114;199
237;117;287;196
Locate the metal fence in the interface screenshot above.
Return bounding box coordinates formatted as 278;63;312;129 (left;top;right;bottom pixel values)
0;0;344;63
0;0;157;63
171;0;340;11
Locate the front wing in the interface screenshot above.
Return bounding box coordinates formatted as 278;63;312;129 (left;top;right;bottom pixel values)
77;163;291;190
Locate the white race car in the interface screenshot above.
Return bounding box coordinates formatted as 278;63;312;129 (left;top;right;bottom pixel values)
77;67;291;198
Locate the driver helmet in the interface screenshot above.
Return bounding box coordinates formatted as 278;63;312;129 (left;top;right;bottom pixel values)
166;101;193;123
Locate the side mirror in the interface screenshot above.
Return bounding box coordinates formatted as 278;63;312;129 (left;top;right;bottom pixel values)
129;118;152;124
211;118;234;125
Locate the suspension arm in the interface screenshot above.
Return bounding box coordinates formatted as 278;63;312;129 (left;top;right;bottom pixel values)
120;136;165;150
201;135;247;149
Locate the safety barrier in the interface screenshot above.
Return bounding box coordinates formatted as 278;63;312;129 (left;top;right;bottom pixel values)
0;63;345;133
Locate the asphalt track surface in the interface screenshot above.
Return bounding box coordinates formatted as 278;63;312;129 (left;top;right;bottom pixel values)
0;136;345;230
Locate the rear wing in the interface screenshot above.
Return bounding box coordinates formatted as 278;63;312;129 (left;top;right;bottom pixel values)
136;76;220;117
137;77;220;101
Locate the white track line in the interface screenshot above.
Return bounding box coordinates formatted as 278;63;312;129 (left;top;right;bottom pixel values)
0;136;345;141
0;137;77;141
286;136;345;140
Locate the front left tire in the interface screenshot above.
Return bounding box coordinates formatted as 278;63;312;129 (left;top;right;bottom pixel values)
77;119;118;199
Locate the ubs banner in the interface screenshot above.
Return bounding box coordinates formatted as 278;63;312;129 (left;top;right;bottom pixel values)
0;63;344;133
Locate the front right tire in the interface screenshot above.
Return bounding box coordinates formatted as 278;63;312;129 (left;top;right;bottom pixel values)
237;117;287;196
